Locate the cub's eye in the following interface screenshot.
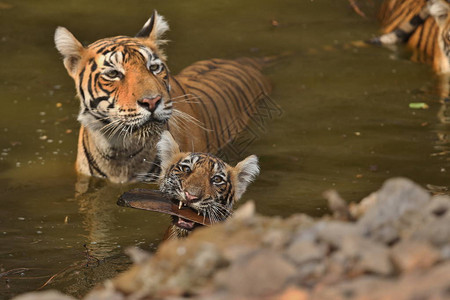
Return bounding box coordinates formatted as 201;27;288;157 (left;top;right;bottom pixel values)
212;175;224;184
181;165;191;173
149;64;162;73
103;69;122;79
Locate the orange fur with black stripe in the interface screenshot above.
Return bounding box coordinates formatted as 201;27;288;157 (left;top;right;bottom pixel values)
55;11;271;183
372;0;450;73
157;131;259;238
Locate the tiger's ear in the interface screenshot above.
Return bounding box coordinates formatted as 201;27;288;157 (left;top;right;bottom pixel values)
429;0;450;26
135;10;169;45
54;27;85;78
157;131;181;171
233;155;260;200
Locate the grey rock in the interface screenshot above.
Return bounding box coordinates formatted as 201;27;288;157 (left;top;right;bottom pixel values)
285;240;328;265
357;177;430;244
333;236;393;276
311;220;361;249
323;189;354;221
262;228;293;249
12;291;77;300
214;250;296;297
407;195;450;247
390;240;441;272
311;261;450;300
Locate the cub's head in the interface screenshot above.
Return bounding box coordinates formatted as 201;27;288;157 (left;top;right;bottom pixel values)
157;131;260;237
55;11;172;137
429;0;450;73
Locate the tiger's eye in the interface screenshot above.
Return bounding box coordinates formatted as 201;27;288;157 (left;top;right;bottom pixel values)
181;165;191;173
149;64;160;72
105;70;121;78
212;175;224;184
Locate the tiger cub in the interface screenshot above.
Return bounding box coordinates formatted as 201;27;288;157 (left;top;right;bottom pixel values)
370;0;450;73
156;131;259;238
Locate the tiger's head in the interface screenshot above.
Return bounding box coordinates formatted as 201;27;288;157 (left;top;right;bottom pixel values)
54;11;172;140
156;131;260;237
429;0;450;73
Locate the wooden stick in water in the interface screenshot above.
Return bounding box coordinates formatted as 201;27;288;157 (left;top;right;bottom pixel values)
117;188;212;226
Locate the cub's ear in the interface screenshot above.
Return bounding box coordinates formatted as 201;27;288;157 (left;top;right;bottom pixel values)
233;155;260;200
157;131;180;171
54;27;85;78
429;0;450;26
135;10;169;45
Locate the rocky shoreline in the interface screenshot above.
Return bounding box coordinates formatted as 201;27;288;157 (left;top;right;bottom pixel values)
14;178;450;300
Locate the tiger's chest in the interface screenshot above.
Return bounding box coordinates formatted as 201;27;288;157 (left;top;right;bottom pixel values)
77;127;161;183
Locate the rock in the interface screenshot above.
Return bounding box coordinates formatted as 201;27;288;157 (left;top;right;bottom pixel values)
311;276;393;300
349;192;377;219
215;250;297;298
221;243;260;262
426;195;450;218
231;200;255;221
311;261;450;300
285;240;327;265
159;242;227;294
407;195;450;247
284;214;315;233
125;246;151;264
390;240;441;272
331;235;393;276
109;240;227;298
262;228;292;249
311;220;361;249
323;189;354;221
357;177;430;244
296;261;327;284
441;243;450;260
84;281;124;300
12;291;77;300
274;286;309;300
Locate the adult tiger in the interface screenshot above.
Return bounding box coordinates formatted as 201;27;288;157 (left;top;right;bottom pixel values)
54;11;271;183
369;0;450;73
157;131;259;239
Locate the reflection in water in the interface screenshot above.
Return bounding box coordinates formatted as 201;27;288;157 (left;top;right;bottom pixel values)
428;75;450;194
76;177;121;259
44;178;131;297
49;177;161;297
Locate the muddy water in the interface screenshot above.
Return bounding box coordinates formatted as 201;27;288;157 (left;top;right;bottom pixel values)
0;0;448;298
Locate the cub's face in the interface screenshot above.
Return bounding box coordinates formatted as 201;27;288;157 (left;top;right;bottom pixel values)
54;12;172;136
157;131;259;236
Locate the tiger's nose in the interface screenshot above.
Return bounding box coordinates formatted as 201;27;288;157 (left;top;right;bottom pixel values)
184;191;200;202
138;95;162;113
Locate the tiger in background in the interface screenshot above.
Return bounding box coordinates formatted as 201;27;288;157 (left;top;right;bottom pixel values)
156;131;259;238
54;11;271;184
369;0;450;73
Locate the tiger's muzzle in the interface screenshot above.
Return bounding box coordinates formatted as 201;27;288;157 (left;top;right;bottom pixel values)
137;95;162;113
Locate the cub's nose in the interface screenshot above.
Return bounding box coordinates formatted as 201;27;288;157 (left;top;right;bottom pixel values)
184;191;200;203
138;95;162;113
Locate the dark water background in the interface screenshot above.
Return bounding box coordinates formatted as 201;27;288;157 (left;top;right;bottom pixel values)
0;0;449;298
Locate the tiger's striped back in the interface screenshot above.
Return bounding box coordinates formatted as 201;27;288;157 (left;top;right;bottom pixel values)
378;0;427;33
172;58;271;154
408;17;440;66
373;0;450;73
